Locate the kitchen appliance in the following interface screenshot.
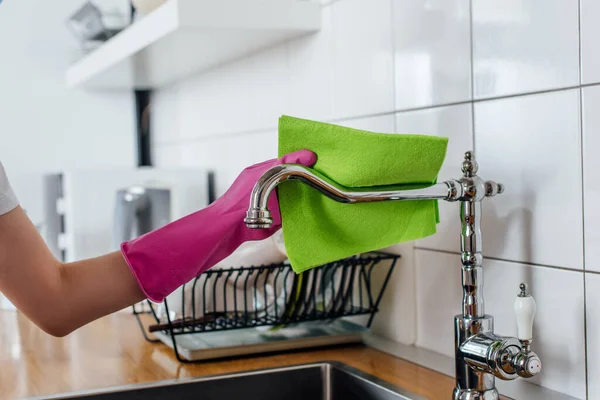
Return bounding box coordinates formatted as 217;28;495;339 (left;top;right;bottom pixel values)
43;168;208;263
113;186;171;246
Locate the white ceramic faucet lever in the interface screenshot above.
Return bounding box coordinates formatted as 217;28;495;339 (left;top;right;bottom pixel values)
511;283;542;377
514;283;536;342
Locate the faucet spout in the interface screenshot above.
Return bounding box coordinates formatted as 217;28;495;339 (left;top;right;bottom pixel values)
244;164;463;229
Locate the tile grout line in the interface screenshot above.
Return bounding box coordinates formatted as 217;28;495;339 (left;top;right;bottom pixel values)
154;82;600;148
474;83;582;102
577;0;589;396
413;246;595;275
469;0;476;152
390;0;398;123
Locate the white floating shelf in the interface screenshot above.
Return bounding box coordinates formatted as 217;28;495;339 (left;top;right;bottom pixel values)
67;0;321;90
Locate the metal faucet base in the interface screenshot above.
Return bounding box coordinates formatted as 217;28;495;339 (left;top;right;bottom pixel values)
454;315;497;396
453;388;499;400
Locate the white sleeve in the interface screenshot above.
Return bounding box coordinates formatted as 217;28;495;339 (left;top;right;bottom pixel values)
0;160;18;215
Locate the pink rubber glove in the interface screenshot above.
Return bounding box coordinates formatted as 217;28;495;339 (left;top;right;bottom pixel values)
121;150;317;302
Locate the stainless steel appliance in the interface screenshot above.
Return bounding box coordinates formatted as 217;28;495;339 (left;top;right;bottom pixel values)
113;186;171;245
43;168;208;262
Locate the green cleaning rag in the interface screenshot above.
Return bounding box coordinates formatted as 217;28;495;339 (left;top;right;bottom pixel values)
277;115;448;273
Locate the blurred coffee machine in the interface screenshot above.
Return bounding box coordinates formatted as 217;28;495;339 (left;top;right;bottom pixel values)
44;168;209;262
113;186;170;246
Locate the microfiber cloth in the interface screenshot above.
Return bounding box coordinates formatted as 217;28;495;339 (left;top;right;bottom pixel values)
277;115;448;273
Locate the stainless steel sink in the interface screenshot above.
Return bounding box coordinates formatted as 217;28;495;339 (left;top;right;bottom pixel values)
35;362;426;400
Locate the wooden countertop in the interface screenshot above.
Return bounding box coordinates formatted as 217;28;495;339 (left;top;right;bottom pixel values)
0;311;504;400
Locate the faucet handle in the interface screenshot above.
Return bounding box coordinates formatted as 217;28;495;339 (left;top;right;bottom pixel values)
514;283;536;342
513;283;542;377
462;151;479;177
513;347;542;378
485;181;504;197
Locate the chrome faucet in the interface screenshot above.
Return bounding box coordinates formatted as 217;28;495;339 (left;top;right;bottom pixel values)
244;150;541;399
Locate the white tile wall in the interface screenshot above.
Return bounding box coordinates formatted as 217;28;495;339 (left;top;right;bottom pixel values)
151;0;597;397
484;261;586;398
370;242;417;345
248;47;291;131
475;90;583;270
583;86;600;273
288;6;335;121
416;249;587;398
414;250;460;356
177;57;254;141
580;0;600;84
586;273;600;399
472;0;579;99
392;0;471;109
336;114;395;133
331;0;394;118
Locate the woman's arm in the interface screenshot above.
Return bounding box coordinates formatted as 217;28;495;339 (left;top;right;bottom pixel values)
0;150;315;337
0;206;144;336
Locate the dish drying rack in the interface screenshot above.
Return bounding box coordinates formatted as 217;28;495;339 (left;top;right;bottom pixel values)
133;252;399;362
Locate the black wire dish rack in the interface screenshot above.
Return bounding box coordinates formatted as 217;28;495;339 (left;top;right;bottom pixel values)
134;252;399;362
